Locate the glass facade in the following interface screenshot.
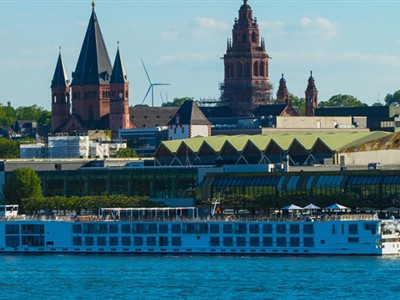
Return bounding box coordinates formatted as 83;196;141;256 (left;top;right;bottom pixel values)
34;167;197;199
206;170;400;207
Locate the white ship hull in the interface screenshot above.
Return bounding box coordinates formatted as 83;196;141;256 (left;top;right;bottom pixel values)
0;218;399;255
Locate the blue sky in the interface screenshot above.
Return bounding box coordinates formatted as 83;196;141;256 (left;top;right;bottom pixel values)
1;0;400;110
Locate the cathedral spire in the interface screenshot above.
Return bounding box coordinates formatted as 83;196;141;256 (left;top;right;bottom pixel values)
51;47;69;89
305;71;318;116
276;74;289;105
110;45;128;84
71;3;112;86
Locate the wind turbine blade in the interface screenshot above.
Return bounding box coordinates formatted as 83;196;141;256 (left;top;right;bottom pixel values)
141;58;152;84
160;91;165;103
153;83;171;86
141;85;152;105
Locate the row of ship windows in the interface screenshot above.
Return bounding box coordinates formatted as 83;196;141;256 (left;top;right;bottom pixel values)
4;223;367;236
4;236;362;248
68;223;315;235
71;236;316;248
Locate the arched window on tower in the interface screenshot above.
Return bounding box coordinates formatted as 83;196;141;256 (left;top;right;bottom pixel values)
230;63;234;77
242;34;247;43
225;63;229;78
260;61;265;77
237;62;243;78
52;94;57;103
253;62;259;76
244;62;250;77
252;32;256;43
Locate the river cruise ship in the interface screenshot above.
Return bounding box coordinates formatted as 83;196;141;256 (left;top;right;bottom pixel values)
0;206;399;255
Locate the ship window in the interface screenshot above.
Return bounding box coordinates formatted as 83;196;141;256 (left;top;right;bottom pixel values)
321;240;325;244
5;236;19;247
172;224;181;234
263;237;272;247
276;224;286;234
122;237;131;246
364;223;377;235
199;224;208;234
237;237;246;247
98;224;108;234
210;237;219;246
249;224;259;234
147;237;156;246
134;236;143;246
5;224;19;235
348;237;359;243
276;237;286;247
172;236;182;246
235;223;247;234
147;224;157;234
250;237;260;247
223;224;233;234
159;236;168;246
223;237;233;247
349;224;358;235
73;236;82;246
97;236;106;246
290;237;300;247
22;224;44;235
72;224;81;234
109;224;118;234
109;237;119;246
210;224;219;234
263;224;272;234
303;224;314;234
304;237;314;247
121;224;131;234
159;224;168;234
133;224;145;234
290;224;300;234
184;223;195;234
85;237;94;246
332;224;336;235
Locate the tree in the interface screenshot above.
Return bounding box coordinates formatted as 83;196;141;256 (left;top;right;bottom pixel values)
4;168;42;204
162;97;194;107
288;94;305;115
0;138;19;158
384;90;400;106
0;104;16;126
319;94;367;107
116;148;138;158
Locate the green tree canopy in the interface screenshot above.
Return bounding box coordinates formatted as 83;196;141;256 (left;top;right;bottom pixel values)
162;97;194;107
116;147;138;158
319;94;367;107
0;104;16;126
384;90;400;106
288;94;305;115
4;168;42;204
0;138;20;158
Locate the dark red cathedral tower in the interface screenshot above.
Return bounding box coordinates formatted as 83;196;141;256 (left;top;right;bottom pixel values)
305;71;318;116
51;49;71;133
51;1;133;136
221;0;271;116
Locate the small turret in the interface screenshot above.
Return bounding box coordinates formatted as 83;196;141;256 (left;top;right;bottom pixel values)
51;48;71;133
305;71;318;116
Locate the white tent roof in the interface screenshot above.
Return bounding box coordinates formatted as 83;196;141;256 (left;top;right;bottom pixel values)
282;204;303;210
303;203;321;210
325;203;349;210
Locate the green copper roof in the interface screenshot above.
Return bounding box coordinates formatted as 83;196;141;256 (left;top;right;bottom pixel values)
159;131;391;155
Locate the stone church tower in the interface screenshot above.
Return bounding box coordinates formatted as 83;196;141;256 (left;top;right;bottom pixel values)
221;0;271;116
305;71;318;116
51;49;71;133
110;47;131;139
276;74;289;105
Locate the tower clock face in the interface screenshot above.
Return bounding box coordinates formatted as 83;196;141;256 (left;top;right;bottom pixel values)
239;57;247;64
